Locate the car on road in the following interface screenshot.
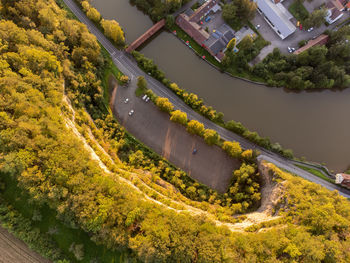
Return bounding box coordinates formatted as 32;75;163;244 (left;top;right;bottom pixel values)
307;27;314;32
192;149;197;154
145;96;150;102
255;24;261;30
205;16;211;22
124;98;129;103
128;109;134;116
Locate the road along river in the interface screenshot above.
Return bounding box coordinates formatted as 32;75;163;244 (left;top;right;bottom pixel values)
90;0;350;173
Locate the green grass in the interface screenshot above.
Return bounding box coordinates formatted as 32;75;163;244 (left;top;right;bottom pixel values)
1;174;130;263
295;164;335;184
288;1;309;22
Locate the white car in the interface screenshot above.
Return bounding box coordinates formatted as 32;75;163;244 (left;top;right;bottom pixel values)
128;110;134;116
307;27;314;32
142;95;147;101
287;46;293;53
124;98;129;103
255;24;261;30
145;96;150;102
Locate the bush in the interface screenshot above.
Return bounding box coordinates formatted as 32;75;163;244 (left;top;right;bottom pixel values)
170;110;188;125
155;97;174;113
186;120;205;136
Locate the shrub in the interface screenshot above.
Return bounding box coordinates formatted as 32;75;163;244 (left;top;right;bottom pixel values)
170;110;188;125
186;120;205;136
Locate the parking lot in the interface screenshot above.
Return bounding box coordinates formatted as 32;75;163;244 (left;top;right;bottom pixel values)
251;5;350;62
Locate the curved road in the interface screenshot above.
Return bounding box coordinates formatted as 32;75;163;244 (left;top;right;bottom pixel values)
62;0;350;198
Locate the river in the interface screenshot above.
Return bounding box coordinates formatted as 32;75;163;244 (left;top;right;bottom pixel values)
91;0;350;172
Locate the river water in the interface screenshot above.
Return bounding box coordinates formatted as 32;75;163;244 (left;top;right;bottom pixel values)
91;0;350;172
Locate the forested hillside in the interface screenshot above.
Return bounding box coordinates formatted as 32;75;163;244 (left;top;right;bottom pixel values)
0;0;350;262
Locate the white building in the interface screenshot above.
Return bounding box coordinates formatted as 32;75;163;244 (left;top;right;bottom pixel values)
256;0;296;39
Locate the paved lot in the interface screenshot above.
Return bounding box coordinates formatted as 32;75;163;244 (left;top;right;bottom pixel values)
251;8;350;63
0;226;50;263
110;77;241;193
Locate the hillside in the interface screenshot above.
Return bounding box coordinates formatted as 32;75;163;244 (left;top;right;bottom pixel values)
0;0;349;262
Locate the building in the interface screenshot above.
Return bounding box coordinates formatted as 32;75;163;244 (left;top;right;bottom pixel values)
294;34;329;55
335;173;350;189
325;0;344;24
176;0;237;61
256;0;296;39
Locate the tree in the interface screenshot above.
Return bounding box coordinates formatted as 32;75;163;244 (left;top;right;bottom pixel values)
100;19;125;45
120;75;129;84
226;38;236;51
238;35;253;50
304;8;327;28
137;76;147;90
203;129;220;145
186;120;205;136
233;0;257;21
222;3;237;23
87;7;101;23
165;15;175;29
170;110;187;125
155;97;174;113
222;141;242;158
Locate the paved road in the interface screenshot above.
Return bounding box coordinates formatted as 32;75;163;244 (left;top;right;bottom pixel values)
62;0;350;198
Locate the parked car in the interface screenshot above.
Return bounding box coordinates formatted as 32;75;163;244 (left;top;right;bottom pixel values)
142;95;147;101
145;96;150;102
287;47;295;53
255;24;261;30
307;27;314;32
128;110;134;116
192;148;198;154
124;98;129;103
205;16;211;22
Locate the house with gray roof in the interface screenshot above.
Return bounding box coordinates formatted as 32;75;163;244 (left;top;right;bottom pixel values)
256;0;296;39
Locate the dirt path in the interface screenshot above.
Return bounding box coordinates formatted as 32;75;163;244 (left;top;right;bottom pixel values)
0;227;51;263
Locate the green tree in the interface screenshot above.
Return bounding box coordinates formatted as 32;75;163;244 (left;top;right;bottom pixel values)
137;76;147;90
222;3;237;23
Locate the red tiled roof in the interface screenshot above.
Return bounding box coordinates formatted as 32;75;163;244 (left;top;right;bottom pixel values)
294;34;329;55
176;14;209;44
332;0;345;10
189;0;218;22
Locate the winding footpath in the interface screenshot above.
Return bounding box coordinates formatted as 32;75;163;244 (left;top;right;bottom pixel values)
62;0;350;198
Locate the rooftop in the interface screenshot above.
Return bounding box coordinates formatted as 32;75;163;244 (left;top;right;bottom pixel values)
256;0;296;39
294;34;329;55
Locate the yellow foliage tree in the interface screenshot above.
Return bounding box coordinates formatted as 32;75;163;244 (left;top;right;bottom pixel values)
100;19;125;45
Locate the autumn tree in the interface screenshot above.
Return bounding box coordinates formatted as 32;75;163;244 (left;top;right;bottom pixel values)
203;129;220;145
170;110;187;125
227;38;236;51
100;19;125;45
222;141;242;158
186;120;205;136
155;97;174;113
